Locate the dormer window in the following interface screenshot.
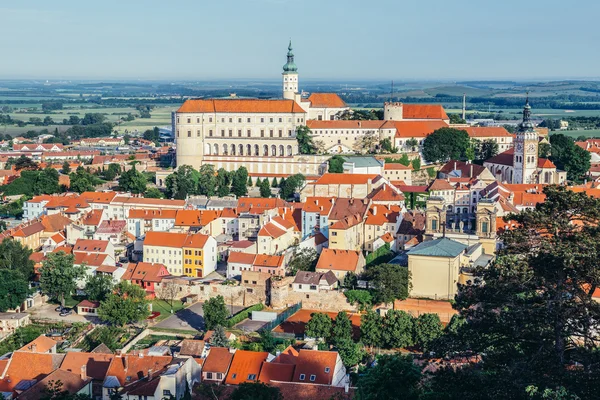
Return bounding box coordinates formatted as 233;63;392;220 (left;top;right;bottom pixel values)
325;367;330;373
248;374;256;380
310;375;316;381
299;374;305;381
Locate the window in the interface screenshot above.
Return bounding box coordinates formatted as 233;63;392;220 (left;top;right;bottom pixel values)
247;129;251;137
197;130;201;137
197;117;200;123
209;117;213;122
229;118;233;123
310;375;316;382
238;129;242;137
229;129;233;137
238;118;242;123
232;373;237;379
248;374;257;380
310;285;317;290
247;117;251;123
261;130;265;137
221;129;225;137
187;118;191;123
481;221;489;233
278;130;282;137
187;131;191;137
163;390;172;396
431;220;438;230
299;374;305;381
325;367;330;373
269;118;273;123
207;372;213;379
247;288;253;293
209;129;213;137
278;117;282;123
270;130;274;137
260;117;264;123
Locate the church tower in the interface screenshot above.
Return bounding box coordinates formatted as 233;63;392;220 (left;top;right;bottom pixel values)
282;40;298;100
512;96;539;184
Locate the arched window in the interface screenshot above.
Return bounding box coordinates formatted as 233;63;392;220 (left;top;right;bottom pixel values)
271;145;276;156
223;144;228;155
263;145;268;156
214;144;219;155
239;144;244;156
247;144;252;156
254;145;259;156
287;145;292;156
230;144;236;155
279;145;284;156
205;143;211;155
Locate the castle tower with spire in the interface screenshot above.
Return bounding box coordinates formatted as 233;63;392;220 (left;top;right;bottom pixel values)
512;95;539;184
282;40;298;100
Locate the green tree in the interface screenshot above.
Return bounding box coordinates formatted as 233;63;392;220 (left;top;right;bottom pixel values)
118;165;147;194
328;155;345;173
101;163;121;181
259;179;271;198
296;125;316;154
367;263;411;305
39;252;85;307
255;177;262;187
380;138;394;153
539;142;552;158
14;155;39;171
247;176;253;187
449;114;466;124
413;313;443;350
211;325;230;347
33;168;60;195
345;290;373;311
165;165;200;200
287;248;318;275
144;187;163;198
549;133;591;182
84;274;114;302
203;295;229;330
305;312;333;340
259;329;276;353
478;139;499;161
0;238;34;279
356;355;422;400
198;164;217;197
281;173;304;199
411;158;421;170
360;310;383;349
337;340;364;368
406;138;419;152
382;310;414;349
343;272;358;289
216;168;231;197
231;166;249;197
0;269;30;312
69;167;95;193
143;127;160;142
331;311;353;348
447;186;600;396
271;177;278;187
230;382;282;400
98;281;149;326
422;127;470;163
61;161;71;175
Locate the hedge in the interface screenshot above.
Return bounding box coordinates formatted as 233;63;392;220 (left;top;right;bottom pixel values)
226;303;264;328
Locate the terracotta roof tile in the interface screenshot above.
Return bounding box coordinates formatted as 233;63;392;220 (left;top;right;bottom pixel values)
18;369;90;400
225;350;268;385
252;254;284;269
203;347;233;374
60;351;114;380
73;239;109;253
393;120;448;138
302;197;335;215
17;335;57;353
258;222;287;238
228;252;256;265
0;352;65;392
402;104;449;120
306;93;347;108
103;354;172;386
291;350;339;385
128;209;178;220
122;262;170;283
258;362;295;383
177;99;305;114
316;249;361;272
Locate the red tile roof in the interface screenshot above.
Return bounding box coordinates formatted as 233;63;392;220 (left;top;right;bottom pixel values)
18;369;90;400
178;99;305;114
258;362;295;383
270;382;354;400
225;350;268;385
104;354;172;386
306;93;347;108
73;239;109;253
128;209;178;220
17;335;57;353
402;104;449;120
60;351;114;380
0;352;65;392
461;126;513;138
203;347;234;374
302;197;335;215
258;222;287;238
237;198;288;214
82;209;103;226
253;254;284;269
313;173;380;185
228;252;256;265
74;253;109;267
393;120;448;138
316;249;361;272
122;262;170;283
292;350;339;385
427;179;455;191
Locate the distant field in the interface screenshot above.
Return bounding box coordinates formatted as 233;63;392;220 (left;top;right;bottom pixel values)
0;124;71;136
1;105;176;135
555;129;600;139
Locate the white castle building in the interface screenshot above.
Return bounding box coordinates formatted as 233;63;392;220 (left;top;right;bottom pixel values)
174;42;476;177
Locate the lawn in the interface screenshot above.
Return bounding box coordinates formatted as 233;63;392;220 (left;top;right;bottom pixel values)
150;299;186;321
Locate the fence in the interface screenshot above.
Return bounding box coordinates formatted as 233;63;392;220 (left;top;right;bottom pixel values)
263;302;302;332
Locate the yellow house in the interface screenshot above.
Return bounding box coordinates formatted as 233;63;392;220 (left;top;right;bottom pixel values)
407;237;467;300
182;233;218;278
329;215;364;251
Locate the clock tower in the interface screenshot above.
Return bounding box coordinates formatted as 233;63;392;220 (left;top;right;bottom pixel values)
512;96;538;184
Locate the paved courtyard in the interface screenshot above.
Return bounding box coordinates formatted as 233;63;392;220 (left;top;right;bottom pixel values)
28;303;99;323
154;302;244;331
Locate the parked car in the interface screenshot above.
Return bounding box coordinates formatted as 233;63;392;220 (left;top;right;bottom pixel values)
55;305;63;312
59;308;72;317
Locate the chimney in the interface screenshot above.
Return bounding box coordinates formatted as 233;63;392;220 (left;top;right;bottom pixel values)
30;344;37;353
453;161;457;171
470;164;473;177
122;355;128;371
80;365;87;380
147;369;153;381
315;199;319;205
373;207;377;216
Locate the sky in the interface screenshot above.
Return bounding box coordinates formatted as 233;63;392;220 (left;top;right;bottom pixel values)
0;0;599;81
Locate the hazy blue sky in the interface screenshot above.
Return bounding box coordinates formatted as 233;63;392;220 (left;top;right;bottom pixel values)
1;0;599;80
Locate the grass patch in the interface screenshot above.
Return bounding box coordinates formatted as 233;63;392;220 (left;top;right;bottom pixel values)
78;326;130;352
148;326;199;336
150;299;186;321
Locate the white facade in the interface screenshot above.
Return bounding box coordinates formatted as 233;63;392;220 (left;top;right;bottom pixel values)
144;245;183;275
